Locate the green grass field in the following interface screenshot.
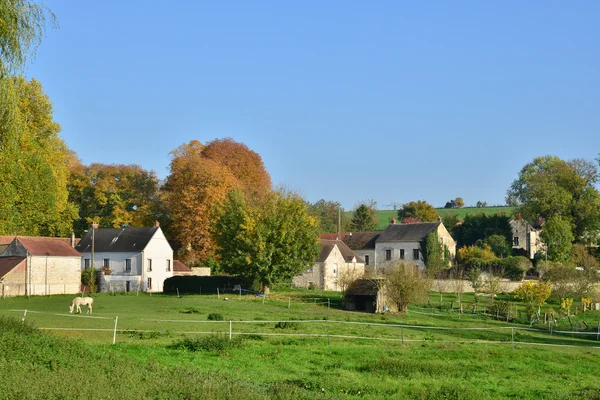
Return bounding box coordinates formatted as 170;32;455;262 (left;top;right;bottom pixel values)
1;289;600;399
369;206;517;230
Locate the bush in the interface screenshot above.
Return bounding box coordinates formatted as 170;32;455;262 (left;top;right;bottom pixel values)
500;256;532;281
81;268;97;293
169;334;243;352
207;313;224;321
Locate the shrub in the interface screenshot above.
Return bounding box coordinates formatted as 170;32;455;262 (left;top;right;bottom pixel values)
180;307;202;314
207;313;224;321
169;334;243;352
501;256;532;281
81;268;97;293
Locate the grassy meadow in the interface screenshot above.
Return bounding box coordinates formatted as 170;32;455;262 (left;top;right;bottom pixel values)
1;289;600;399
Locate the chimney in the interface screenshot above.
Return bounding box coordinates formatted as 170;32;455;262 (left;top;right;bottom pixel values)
154;220;160;228
91;222;99;230
391;217;396;225
71;232;76;248
437;217;442;223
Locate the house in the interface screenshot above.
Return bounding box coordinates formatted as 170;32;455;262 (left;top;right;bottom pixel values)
375;221;456;270
510;218;542;259
342;221;456;271
344;278;397;313
293;239;365;291
75;222;173;293
0;236;82;296
341;231;382;271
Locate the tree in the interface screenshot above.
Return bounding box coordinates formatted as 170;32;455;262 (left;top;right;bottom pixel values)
201;138;271;196
452;213;512;248
350;202;378;232
163;142;240;264
163;139;271;264
476;201;488;208
307;199;345;235
213;188;320;294
513;281;552;315
397;200;439;222
0;77;77;236
68;162;161;236
384;262;431;312
455;197;464;208
484;234;511;258
540;216;574;261
507;155;600;241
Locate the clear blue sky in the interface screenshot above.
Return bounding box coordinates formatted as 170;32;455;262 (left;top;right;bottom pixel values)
27;1;600;210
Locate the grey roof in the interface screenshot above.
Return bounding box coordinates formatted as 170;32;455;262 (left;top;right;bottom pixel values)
377;222;440;243
76;227;158;253
343;232;382;250
317;239;364;263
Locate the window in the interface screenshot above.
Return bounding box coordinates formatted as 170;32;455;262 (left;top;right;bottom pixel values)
413;249;420;260
166;259;171;272
125;259;131;272
84;259;90;269
364;255;369;266
513;237;519;246
103;258;110;268
385;250;392;260
147;277;152;290
400;249;405;260
333;263;338;276
147;259;152;272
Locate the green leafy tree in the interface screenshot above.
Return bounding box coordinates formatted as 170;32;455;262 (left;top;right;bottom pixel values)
307;199;345;234
442;212;460;236
397;200;439;222
68;162;161;236
213;188;320;294
350;202;378;232
507;155;600;241
540;216;574;262
484;234;511;258
453;213;512;248
0;77;77;236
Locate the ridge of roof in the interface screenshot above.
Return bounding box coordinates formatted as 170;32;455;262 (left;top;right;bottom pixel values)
377;222;440;243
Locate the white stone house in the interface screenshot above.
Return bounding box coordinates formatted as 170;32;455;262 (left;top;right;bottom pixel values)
341;231;381;272
75;222;173;293
293;239;365;291
510;218;542;259
0;236;82;296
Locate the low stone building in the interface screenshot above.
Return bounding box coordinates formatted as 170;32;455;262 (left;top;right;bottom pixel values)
0;256;27;297
344;279;396;313
172;260;211;276
293;239;365;291
0;236;82;296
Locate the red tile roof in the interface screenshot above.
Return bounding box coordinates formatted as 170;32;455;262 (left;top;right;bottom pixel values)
173;260;192;272
16;237;81;257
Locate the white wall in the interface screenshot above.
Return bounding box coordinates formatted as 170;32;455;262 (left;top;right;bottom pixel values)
375;241;423;269
142;228;174;292
29;255;81;295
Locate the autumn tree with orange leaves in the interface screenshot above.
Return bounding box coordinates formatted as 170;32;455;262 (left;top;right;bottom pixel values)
163;139;271;265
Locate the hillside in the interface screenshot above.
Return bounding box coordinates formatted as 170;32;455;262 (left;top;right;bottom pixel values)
370;206;517;231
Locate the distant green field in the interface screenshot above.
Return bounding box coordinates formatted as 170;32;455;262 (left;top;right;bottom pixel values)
369;206;518;230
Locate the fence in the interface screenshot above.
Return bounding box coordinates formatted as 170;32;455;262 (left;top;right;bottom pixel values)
5;308;600;350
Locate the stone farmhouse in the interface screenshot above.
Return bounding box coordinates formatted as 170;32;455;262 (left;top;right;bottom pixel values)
510;217;543;259
0;236;82;297
340;221;456;271
293;239;365;291
75;222;173;293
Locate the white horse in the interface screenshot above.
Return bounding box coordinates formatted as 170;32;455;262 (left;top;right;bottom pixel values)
69;297;94;314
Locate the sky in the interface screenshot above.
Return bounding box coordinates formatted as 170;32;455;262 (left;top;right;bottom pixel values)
26;1;600;210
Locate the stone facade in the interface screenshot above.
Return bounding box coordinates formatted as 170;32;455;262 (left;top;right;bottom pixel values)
293;240;365;291
510;219;542;259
